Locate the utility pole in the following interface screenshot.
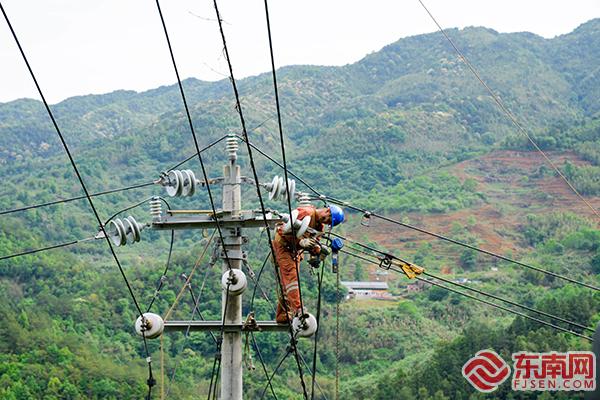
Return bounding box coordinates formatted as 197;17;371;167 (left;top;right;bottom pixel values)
220;136;243;399
123;134;316;399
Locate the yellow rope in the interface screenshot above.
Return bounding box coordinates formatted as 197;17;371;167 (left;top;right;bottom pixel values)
160;230;216;399
163;230;216;322
160;334;165;400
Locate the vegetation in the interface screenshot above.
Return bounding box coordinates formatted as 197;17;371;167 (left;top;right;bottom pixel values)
0;18;599;399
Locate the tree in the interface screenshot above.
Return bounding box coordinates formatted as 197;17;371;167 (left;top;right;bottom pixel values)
353;263;367;281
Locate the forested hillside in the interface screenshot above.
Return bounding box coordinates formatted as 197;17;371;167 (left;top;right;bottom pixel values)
0;19;599;399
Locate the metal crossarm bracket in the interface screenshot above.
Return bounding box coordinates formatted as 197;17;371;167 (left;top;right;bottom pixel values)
163;320;289;332
150;210;282;230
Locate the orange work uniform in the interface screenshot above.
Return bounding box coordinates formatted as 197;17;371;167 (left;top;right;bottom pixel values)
273;205;325;323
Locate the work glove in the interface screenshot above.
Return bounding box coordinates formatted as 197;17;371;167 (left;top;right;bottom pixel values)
299;237;317;249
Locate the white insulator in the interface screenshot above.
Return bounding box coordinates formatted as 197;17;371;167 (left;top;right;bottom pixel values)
180;169;197;197
124;216;142;244
267;175;280;200
298;192;312;206
150;197;162;221
282;178;296;201
281;210;311;237
107;218;127;246
135;313;164;339
292;313;317;338
226;135;239;160
221;269;247;296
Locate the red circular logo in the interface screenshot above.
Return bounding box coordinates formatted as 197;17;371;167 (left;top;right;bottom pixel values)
462;350;511;392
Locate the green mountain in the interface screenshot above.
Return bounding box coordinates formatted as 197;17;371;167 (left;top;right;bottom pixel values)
0;20;599;399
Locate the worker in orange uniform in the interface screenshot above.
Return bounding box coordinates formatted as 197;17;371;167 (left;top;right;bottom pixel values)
273;204;345;323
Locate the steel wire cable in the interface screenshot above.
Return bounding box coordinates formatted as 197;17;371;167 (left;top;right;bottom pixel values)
335;263;340;400
152;3;238;391
246;256;329;399
336;237;595;333
416;0;600;221
0;237;96;262
0;181;155;217
210;0;309;396
262;0;305;317
146;229;175;313
310;261;325;400
413;273;594;341
163;259;216;399
246;257;277;315
162;277;219;399
323;200;599;291
1;2;145;319
259;350;292;400
251;332;278;400
239;119;600;292
0;135;229;219
339;248;593;341
236;136;321;196
154;0;233;275
332;233;598;329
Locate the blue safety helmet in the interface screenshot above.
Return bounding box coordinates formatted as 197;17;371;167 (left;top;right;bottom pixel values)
329;205;345;227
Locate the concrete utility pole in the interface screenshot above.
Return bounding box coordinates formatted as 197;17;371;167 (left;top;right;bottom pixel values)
135;134;294;400
220;136;243;399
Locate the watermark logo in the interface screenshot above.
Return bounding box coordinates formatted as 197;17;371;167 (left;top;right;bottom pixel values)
462;350;511;393
512;351;595;391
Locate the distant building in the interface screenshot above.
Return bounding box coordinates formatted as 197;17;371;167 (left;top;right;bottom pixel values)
341;281;390;300
405;280;427;293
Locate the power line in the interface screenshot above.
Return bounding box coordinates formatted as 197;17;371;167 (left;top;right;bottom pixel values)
259;350;291;400
413;274;593;341
0;237;95;262
145;229;174;313
336;235;594;333
0;134;230;219
250;332;278;400
239;137;599;291
236;136;321;196
1;1;145;318
210;0;309;397
153;0;233;276
339;248;593;341
416;0;600;221
0;181;154;217
1;5;156;394
324;200;599;291
310;261;325;400
262;0;306;317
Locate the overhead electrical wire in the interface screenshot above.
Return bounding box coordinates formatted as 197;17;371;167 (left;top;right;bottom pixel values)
323;199;599;291
0;4;157;396
0;181;155;217
333;233;596;333
154;0;233;275
416;0;600;221
310;261;325;400
262;0;306;317
0;236;96;262
0;134;231;219
0;1;145;318
238;137;600;291
153;4;238;396
339;248;593;341
209;0;309;397
250;332;279;400
161;233;216;399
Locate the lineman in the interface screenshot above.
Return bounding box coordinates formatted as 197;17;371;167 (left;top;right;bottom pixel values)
273;204;345;323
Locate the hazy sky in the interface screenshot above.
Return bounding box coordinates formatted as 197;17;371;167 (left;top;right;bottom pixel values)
1;0;599;103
